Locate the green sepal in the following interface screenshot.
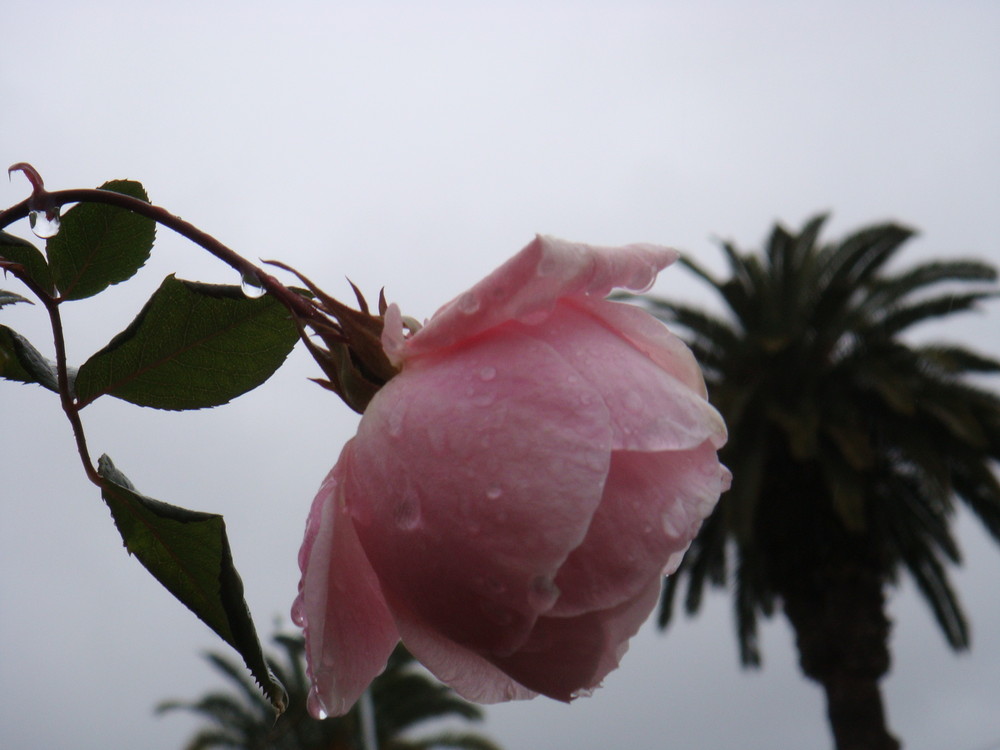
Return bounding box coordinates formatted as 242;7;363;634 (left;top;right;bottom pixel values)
46;180;155;300
75;275;299;410
97;455;287;713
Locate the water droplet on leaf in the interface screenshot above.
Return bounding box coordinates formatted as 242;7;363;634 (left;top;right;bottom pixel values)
28;208;60;238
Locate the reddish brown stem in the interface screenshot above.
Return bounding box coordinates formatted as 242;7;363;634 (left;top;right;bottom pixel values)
1;182;320;323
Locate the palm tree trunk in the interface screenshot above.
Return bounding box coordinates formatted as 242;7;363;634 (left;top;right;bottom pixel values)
780;559;901;750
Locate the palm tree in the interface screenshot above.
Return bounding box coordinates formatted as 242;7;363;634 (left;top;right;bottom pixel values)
158;633;502;750
631;215;1000;750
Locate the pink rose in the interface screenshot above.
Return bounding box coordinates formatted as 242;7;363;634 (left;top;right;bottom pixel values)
293;236;729;717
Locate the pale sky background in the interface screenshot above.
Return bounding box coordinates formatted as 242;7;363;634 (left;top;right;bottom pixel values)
2;2;999;749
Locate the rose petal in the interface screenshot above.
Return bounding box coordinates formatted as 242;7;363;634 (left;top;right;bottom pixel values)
530;302;726;452
399;236;678;361
347;326;612;656
386;592;538;704
551;442;728;616
293;446;400;717
489;574;663;701
575;296;711;399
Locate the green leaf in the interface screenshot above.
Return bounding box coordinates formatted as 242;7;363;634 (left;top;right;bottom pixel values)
0;290;32;309
75;275;299;409
1;231;52;293
0;324;63;392
97;455;287;712
46;180;155;300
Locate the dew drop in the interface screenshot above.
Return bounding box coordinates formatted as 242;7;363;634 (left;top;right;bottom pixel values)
290;597;305;626
457;292;481;314
662;509;682;538
536;250;559;277
628;265;657;293
387;409;404;438
28;208;60;239
527;575;560;609
240;273;267;299
393;491;422;530
486;486;503;500
471;391;496;407
624;391;644;413
478;366;497;381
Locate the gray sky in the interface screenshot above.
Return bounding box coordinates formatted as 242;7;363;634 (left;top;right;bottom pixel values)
2;2;999;748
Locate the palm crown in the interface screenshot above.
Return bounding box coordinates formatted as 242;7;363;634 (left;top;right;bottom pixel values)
633;214;1000;749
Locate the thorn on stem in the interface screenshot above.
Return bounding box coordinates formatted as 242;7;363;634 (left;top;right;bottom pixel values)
8;163;45;194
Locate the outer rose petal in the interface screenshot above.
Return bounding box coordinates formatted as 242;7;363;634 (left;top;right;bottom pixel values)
386;591;537;704
397;235;678;362
489;573;663;701
346;326;613;656
292;447;400;717
530;301;726;452
575;295;711;400
551;442;731;617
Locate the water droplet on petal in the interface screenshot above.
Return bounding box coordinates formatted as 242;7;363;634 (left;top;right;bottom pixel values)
624;391;643;413
527;575;560;610
291;597;305;626
629;265;657;293
387;409;404;438
536;249;560;277
479;366;497;381
662;509;683;538
241;272;267;299
486;486;503;500
29;208;60;239
471;391;496;407
393;491;422;530
457;292;480;314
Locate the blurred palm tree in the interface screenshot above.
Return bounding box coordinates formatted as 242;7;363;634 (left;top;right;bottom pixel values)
631;215;1000;750
158;633;502;750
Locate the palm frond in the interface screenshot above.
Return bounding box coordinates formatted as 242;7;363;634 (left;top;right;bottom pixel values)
867;291;999;340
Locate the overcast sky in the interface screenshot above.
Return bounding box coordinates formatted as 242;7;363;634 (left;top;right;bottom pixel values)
2;2;1000;749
